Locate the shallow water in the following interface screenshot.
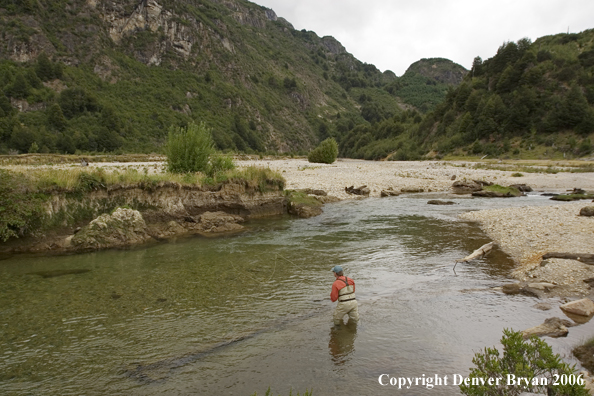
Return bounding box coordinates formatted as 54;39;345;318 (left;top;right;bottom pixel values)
1;193;593;395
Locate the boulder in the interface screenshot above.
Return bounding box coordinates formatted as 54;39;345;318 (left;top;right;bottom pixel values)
579;206;594;216
560;298;594;317
288;202;323;218
71;208;152;250
197;211;245;233
299;188;327;196
522;317;572;339
452;181;482;194
380;187;401;197
427;200;455;205
509;183;533;192
345;185;370;196
401;188;424;193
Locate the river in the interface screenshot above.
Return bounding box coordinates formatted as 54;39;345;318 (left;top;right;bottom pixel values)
1;193;593;395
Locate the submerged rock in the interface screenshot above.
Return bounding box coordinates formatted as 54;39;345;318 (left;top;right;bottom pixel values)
71;208;152;250
197;211;245;233
288;202;323;218
427;200;455;205
560;298;594;317
27;269;91;278
522;317;573;339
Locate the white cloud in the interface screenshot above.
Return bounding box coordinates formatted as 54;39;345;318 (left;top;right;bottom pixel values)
252;0;594;75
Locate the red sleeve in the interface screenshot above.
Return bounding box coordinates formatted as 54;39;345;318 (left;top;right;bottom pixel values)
331;280;339;302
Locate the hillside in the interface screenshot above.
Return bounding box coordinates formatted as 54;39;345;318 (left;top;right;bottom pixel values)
0;0;415;155
417;30;594;159
386;58;468;112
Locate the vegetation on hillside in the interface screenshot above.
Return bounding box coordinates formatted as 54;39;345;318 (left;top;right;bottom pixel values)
343;30;594;161
418;31;594;158
0;0;469;157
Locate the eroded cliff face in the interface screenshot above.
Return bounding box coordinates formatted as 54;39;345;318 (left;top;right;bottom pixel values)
45;180;286;224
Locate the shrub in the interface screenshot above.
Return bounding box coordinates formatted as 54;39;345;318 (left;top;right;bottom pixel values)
207;153;235;177
460;329;588;396
166;122;215;174
307;137;338;164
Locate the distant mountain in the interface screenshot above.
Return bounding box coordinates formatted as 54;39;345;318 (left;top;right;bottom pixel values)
416;30;594;158
0;0;416;154
385;58;468;112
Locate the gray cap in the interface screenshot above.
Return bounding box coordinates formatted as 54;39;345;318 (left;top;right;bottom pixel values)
331;265;343;273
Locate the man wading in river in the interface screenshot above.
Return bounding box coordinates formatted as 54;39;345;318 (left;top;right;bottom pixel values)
330;265;359;327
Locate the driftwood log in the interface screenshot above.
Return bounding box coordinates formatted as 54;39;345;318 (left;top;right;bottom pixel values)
542;253;594;265
454;242;494;271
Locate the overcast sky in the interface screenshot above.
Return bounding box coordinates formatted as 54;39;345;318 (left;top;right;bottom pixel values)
251;0;594;76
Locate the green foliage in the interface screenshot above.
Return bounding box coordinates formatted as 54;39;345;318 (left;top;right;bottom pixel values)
460;329;588;396
307;137;338;164
0;169;47;241
207;153;235;177
422;30;594;158
166;122;215;174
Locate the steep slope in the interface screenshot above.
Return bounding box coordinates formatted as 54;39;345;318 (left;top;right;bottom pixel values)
416;30;594;158
0;0;403;154
386;58;468;112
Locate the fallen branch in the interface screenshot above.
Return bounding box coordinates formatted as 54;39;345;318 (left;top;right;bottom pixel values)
454;242;494;271
541;252;594;265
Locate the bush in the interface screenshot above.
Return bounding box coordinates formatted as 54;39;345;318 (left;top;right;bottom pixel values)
166;122;215;173
307;137;338;164
460;329;588;396
207;153;235;177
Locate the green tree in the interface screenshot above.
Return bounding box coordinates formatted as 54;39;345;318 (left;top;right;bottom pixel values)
35;52;54;81
6;73;31;99
307;137;338;164
166;122;215;173
460;329;588;396
47;103;67;131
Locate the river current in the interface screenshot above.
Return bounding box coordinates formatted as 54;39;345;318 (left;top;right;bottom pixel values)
1;193;593;395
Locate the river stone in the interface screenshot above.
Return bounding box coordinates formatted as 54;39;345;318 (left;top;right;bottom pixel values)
401;187;424;193
527;282;557;291
579;206;594;216
71;208;152;250
452;181;482;194
427;200;455;205
288;202;323;218
345;185;370;196
533;303;552;311
560;298;594;316
198;211;245;233
509;183;533;192
521;317;571;339
502;283;522;295
380;188;401;197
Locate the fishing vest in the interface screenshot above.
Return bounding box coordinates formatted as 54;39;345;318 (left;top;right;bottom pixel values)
338;276;356;302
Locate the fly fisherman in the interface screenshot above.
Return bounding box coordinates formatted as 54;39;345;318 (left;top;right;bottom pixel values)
330;265;359;326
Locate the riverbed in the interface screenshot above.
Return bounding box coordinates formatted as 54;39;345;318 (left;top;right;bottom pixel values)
1;193;593;395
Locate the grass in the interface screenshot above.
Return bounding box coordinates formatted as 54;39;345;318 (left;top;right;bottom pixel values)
284;190;322;206
482;184;522;197
2;165;284;192
550;193;594;201
0;165;285;241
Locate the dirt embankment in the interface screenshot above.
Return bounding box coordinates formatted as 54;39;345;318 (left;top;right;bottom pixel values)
1;180;286;255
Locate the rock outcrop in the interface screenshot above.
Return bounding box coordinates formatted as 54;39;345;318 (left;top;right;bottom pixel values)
560;298;594;317
70;208;152;250
521;317;573;339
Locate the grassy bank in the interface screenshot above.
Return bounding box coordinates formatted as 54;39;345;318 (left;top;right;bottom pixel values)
0;166;285;242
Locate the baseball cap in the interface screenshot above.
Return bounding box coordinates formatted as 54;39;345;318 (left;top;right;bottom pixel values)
331;265;343;273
